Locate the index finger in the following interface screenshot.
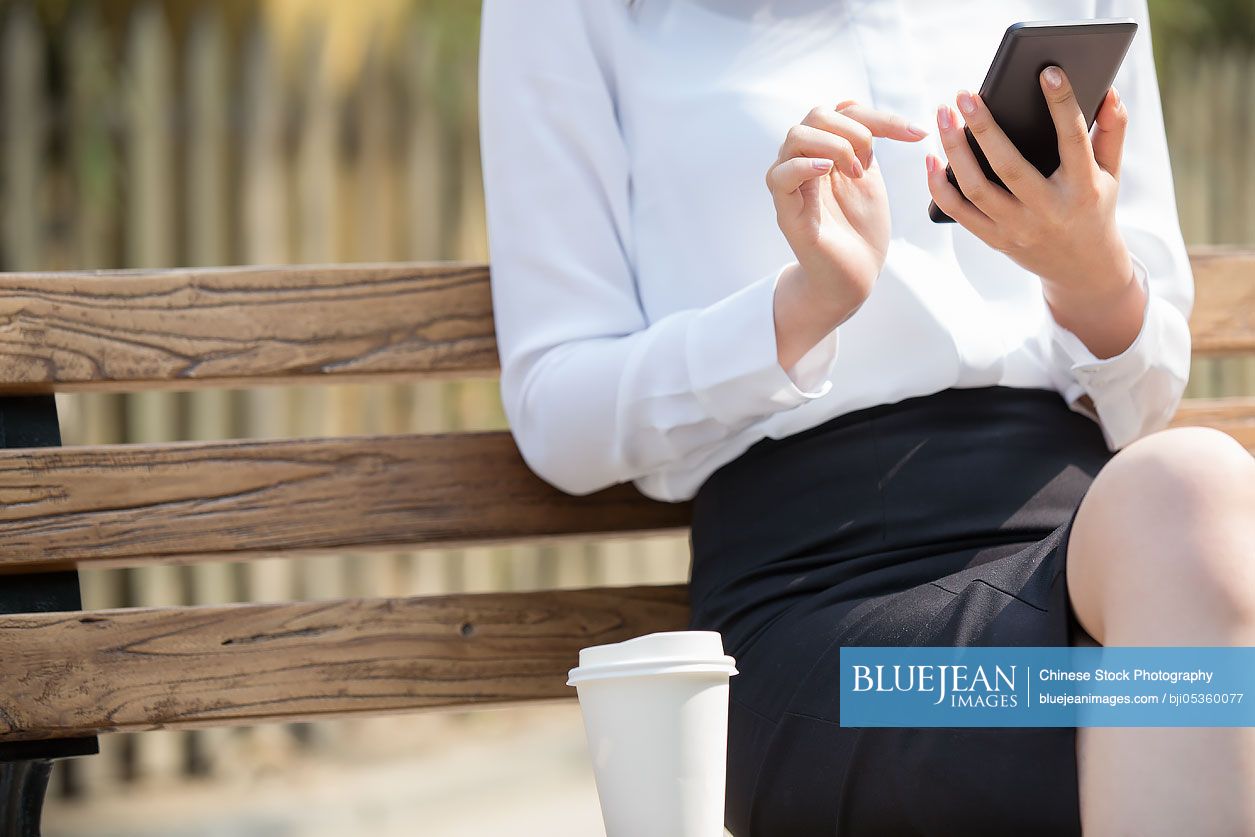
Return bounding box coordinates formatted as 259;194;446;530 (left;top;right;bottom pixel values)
835;100;929;142
1039;66;1098;179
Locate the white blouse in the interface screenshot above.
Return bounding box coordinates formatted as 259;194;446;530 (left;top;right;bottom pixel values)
477;0;1193;503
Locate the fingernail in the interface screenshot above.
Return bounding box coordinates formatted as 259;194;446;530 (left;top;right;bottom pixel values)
811;158;832;171
1043;66;1063;89
957;90;976;116
925;154;938;174
850;157;863;178
936;105;952;130
1111;86;1122;108
907;122;929;138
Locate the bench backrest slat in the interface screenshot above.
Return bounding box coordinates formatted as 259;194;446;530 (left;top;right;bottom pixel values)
1171;397;1255;449
0;403;1243;572
0;584;689;743
1189;249;1255;355
0;263;496;392
0;251;1249;394
0;431;691;571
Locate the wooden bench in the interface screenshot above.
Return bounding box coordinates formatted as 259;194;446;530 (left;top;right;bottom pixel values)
0;249;1252;833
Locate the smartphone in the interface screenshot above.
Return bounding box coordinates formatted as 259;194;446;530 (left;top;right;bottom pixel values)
928;18;1138;223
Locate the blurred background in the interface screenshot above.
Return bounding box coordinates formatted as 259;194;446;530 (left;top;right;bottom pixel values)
0;0;1251;834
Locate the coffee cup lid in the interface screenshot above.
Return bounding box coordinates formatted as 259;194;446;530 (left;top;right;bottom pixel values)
566;630;738;686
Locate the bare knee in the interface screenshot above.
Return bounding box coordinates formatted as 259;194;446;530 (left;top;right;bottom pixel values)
1114;426;1254;514
1067;426;1255;643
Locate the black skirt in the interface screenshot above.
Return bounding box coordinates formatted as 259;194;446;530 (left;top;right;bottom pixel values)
684;385;1113;836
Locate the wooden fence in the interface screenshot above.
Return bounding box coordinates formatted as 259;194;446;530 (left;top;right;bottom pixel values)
0;0;1252;806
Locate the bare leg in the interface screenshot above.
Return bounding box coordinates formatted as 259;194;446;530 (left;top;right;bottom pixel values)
1065;426;1255;836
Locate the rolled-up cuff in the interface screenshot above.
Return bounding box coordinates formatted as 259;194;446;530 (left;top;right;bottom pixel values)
685;263;839;427
1048;253;1154;383
1046;253;1192;448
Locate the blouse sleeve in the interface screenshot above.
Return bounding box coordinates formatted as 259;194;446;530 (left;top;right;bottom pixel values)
1042;0;1194;451
478;0;839;499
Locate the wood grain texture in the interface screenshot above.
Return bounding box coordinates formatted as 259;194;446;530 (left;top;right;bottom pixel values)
0;249;1247;392
0;262;497;392
0;584;690;742
0;431;691;570
1171;396;1255;450
1189;248;1255;355
0;398;1248;571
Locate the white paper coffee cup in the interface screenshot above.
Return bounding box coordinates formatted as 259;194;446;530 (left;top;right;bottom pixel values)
567;630;738;837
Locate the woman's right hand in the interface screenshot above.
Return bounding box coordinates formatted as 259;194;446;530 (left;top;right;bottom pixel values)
766;101;928;370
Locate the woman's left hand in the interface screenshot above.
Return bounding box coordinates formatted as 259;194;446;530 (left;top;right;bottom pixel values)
926;65;1147;359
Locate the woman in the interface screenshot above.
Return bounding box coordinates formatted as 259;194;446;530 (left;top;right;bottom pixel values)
478;1;1255;834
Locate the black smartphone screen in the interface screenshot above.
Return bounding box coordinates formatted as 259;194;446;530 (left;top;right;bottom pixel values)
929;18;1138;224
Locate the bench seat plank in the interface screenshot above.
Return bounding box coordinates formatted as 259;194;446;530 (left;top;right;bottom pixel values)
0;431;691;570
0;584;690;742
